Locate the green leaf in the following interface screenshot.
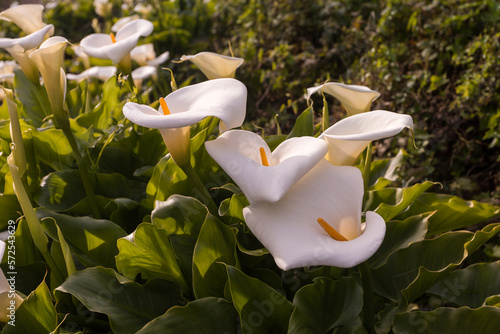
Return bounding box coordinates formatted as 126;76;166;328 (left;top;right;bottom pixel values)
367;213;430;268
35;170;146;212
56;267;185;334
0;194;21;228
399;193;500;236
393;307;500;334
218;192;249;222
13;69;51;127
66;79;88;118
152;195;208;285
193;215;239;298
37;208;127;268
3;279;57;334
427;261;500;308
287;106;314;138
368;150;404;190
226;265;294;334
136;297;238;334
116;223;189;293
31;128;74;171
365;181;436;221
288;277;363;333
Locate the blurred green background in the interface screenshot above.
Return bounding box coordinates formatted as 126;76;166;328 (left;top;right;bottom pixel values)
1;0;499;202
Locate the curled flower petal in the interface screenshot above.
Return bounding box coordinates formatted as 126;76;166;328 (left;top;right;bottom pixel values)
67;66;117;82
0;24;53;51
205;130;328;205
111;15;140;32
123;78;247;131
147;51;169;66
320;110;413;165
307;82;380;115
180;52;244;79
243;159;386;270
0;4;53;35
80;19;153;64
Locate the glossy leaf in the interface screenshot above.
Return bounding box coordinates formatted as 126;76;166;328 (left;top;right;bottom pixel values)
288;277;363;333
115;223;189;293
31;128;74;170
427;261;500;308
193;214;239;298
37;208;127;268
287;106;314;139
226;265;294;334
3;279;57;334
13;69;51;127
393;307;500;334
136;297;239;334
56;267;185;334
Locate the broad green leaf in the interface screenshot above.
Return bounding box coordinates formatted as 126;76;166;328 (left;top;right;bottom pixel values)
333;316;369;334
287;106;314;138
13;69;51;127
365;181;436;221
218;192;249;222
37;208;127;268
368;150;404;190
265;134;287;151
399;193;500;236
152;195;208;285
372;223;500;304
66;79;88;118
193;215;239;298
34;170;146;212
226;265;294;334
367;213;431;268
288;277;363;333
31;128;74;170
136;297;238;334
393;307;500;334
3;280;57;334
115;223;189;293
427;261;500;308
56;267;185;334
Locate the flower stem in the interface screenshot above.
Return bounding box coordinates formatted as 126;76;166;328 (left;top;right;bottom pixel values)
359;262;376;334
62;127;101;218
179;162;219;216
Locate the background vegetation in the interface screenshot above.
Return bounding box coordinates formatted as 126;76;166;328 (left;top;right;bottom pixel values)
2;0;498;201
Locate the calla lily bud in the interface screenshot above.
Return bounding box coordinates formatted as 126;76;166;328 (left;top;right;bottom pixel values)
180;52;244;80
307;82;380;116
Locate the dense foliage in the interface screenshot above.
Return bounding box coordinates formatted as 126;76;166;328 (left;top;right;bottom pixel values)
0;0;499;333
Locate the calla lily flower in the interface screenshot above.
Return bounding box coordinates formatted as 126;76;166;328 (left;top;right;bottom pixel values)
29;36;68;126
94;0;112;18
67;66;117;82
111;15;140;32
179;52;244;79
243;159;386;270
131;65;157;87
80;19;154;73
0;24;55;83
0;241;24;322
320;110;413;166
130;43;169;66
0;4;53;36
307;82;380;116
0;61;18;84
205;130;328;205
123;78;247;166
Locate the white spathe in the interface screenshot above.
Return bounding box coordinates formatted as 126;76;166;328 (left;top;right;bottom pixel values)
180;52;244;79
80;19;153;64
0;24;54;51
320;110;413;165
243;159;386;270
0;4;53;36
123;78;247;131
307;82;380;116
130;43;169;66
205;130;328;206
66;66;117;82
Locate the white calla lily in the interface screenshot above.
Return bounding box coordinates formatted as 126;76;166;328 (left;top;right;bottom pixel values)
243;159;386;270
0;241;24;322
80;19;154;72
111;15;140;32
130;43;170;67
0;4;53;36
131;65;157;87
0;24;54;51
205;130;328;205
180;52;244;79
307;82;380;116
94;0;112;18
123;78;247;166
29;36;68;124
67;66;117;82
320;110;413;165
